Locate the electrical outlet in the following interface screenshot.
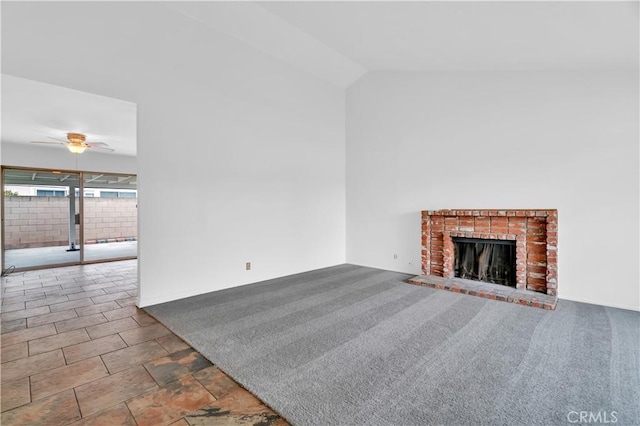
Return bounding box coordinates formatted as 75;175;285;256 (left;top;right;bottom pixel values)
246;262;251;271
393;253;398;259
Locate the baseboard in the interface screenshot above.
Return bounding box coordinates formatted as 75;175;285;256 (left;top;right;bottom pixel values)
558;295;640;312
138;261;348;308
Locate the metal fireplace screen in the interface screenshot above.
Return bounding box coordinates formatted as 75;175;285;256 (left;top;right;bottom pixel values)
453;237;516;287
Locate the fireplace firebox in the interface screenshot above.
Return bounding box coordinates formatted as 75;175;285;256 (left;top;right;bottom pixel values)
453;237;516;287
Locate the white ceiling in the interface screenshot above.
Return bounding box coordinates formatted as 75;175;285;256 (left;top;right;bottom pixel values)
1;74;137;156
164;2;367;88
260;1;639;72
163;1;639;87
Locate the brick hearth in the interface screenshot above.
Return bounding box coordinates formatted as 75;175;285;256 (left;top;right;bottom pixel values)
410;209;558;309
408;275;558;310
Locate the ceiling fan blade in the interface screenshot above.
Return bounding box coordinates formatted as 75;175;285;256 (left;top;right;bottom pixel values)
89;145;115;152
32;134;116;153
31;141;65;146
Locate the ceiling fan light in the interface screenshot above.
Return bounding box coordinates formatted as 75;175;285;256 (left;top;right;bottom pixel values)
67;144;87;154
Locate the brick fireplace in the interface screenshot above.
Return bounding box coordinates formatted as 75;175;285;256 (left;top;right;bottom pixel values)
420;209;558;296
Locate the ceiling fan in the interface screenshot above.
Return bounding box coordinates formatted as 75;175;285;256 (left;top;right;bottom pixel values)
31;133;115;154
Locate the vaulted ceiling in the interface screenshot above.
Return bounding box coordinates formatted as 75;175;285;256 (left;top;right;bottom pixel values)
2;1;637;158
261;1;639;73
166;1;638;87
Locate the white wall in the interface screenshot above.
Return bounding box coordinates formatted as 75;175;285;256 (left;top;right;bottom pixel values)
2;2;346;306
346;71;639;311
5;3;636;311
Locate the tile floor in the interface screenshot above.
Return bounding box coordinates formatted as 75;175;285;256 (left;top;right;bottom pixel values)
1;260;289;425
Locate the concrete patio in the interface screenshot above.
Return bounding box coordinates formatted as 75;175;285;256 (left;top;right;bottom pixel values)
4;241;137;269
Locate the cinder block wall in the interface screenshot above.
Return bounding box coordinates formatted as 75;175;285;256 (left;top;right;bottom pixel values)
3;196;137;249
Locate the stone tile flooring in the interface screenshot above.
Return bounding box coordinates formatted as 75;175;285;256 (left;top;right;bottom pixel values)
1;260;288;425
408;274;558;309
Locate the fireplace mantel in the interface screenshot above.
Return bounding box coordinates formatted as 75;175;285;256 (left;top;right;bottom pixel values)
420;209;557;296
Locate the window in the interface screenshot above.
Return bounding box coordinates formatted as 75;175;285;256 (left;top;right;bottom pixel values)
36;189;65;197
100;191;136;198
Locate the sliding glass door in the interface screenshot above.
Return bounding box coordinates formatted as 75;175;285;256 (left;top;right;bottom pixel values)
82;173;137;263
2;168;81;269
2;167;137;271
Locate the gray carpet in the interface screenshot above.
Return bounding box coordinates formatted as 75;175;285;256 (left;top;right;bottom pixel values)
145;264;640;426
